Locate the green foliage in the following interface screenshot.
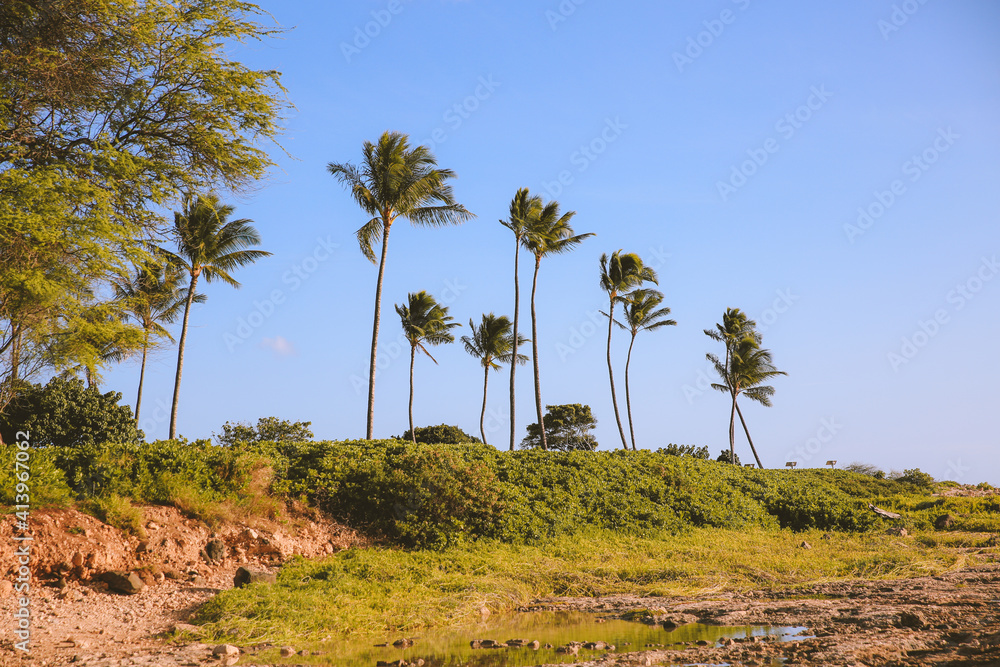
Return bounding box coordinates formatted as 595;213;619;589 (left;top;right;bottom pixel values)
898;468;935;490
215;417;314;447
0;377;142;448
660;444;710;459
397;424;480;444
84;494;146;538
0;442;73;508
520;404;599;451
717;449;741;465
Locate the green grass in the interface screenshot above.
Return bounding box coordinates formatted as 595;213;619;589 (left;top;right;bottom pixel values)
192;527;993;645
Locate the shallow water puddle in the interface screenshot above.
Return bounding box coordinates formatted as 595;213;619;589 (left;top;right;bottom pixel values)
289;611;805;666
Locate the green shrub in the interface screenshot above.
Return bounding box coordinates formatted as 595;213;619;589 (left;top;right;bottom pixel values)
85;494;146;537
397;424;480;444
0;377;142;447
0;442;73;509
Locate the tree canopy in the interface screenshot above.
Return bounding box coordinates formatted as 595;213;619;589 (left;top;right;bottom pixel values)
521;404;599;451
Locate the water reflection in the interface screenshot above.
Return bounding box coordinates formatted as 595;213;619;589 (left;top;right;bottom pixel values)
286;611;802;666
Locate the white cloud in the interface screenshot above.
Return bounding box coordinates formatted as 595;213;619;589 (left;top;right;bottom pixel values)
260;336;296;357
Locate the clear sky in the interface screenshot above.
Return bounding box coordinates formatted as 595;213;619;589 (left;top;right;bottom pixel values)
101;0;1000;484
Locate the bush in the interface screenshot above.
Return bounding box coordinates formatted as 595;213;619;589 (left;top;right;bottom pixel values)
845;462;884;477
397;424;480;444
215;417;314;446
898;468;935;490
659;444;710;459
717;449;741;465
0;377;142;447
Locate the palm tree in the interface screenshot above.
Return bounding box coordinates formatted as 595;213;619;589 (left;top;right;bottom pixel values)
705;309;786;467
612;289;676;450
522;201;593;450
462;313;528;445
599;250;657;450
328;131;474;440
395;291;460;445
500;188;542;451
162;193;271;439
113;261;201;422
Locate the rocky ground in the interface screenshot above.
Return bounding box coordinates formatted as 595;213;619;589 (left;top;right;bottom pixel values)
525;559;1000;666
0;506;997;666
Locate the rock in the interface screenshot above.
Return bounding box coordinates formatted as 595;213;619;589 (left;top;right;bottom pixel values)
392;638;414;648
190;575;206;585
71;552;85;568
527;640;540;649
583;641;607;650
279;646;296;657
556;644;580;655
136;540;150;554
147;521;160;530
935;514;956;530
233;566;276;588
205;539;227;562
799;540;812;549
506;638;532;647
0;580;13;596
163;569;183;580
821;533;832;540
472;639;503;649
543;643;553;649
900;611;926;629
99;571;144;595
886;527;909;537
213;644;240;666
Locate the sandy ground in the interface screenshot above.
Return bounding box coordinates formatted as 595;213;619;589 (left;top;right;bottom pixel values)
1;507;998;666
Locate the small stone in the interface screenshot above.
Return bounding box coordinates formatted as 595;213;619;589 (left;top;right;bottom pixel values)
900;611;926;629
205;539;227;562
99;571;144;595
392;638;414;648
799;540;812;549
886;527;909;537
233;566;276;588
71;552;85;568
279;646;296;656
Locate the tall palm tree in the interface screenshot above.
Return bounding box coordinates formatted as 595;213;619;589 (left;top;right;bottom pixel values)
162;193;271;439
599;250;657;450
395;291;460;445
328;131;474;440
522;201;593;450
113;261;201;422
499;188;542;451
462;313;528;445
612;289;676;450
706;309;786;467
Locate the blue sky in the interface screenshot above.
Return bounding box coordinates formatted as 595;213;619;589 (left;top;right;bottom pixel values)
102;0;1000;484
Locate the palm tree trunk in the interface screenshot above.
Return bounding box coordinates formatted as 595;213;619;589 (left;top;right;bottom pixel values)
607;298;628;450
408;343;416;446
367;220;392;440
508;238;521;451
529;256;547;450
135;331;149;423
169;272;199;439
728;391;737;464
734;400;764;469
481;364;489;446
625;332;637;451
